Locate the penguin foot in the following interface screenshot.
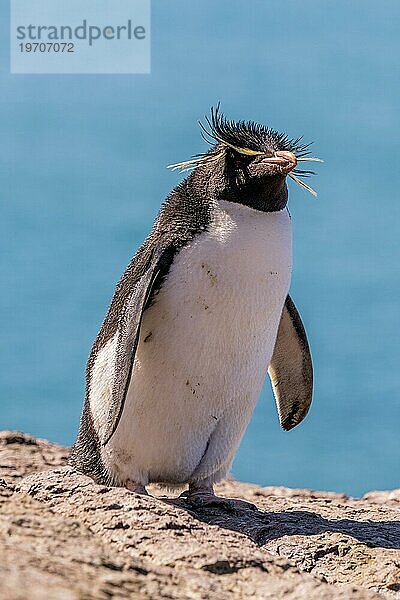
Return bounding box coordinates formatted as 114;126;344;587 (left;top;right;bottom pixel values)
125;479;149;495
187;490;234;510
186;484;256;511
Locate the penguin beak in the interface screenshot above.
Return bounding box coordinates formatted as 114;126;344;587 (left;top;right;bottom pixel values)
260;151;298;174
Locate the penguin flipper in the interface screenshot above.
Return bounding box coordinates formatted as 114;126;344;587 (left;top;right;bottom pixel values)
268;295;313;431
89;246;172;446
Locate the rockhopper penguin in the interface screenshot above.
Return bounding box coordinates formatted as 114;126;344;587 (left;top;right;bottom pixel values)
70;106;319;507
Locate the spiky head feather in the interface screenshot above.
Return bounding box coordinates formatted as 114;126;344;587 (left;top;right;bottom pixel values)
200;104;311;157
168;105;322;196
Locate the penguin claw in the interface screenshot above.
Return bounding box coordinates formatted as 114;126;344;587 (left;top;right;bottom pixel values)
185;483;258;511
187;492;235;511
187;492;258;512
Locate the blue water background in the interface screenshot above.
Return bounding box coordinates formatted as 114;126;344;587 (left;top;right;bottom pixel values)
1;1;399;496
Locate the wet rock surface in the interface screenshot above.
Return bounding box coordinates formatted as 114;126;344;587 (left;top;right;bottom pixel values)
0;431;399;599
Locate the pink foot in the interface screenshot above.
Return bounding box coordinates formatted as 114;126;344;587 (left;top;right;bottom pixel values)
125;479;149;495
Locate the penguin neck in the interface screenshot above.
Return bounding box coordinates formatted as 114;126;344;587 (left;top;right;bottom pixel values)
220;175;288;212
186;165;288;213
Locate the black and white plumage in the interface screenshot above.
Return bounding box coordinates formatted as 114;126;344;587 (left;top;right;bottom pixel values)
70;107;316;505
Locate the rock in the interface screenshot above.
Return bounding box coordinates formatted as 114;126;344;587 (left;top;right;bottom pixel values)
0;431;399;599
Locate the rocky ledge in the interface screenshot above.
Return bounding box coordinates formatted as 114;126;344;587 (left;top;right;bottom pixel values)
0;431;399;599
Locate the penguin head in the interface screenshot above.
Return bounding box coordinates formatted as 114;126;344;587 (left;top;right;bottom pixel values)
168;106;321;212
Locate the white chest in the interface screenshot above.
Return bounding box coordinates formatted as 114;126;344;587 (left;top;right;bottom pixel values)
151;200;292;342
103;200;292;485
138;201;292;382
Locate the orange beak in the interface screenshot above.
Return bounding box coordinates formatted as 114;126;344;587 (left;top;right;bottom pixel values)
260;151;298;174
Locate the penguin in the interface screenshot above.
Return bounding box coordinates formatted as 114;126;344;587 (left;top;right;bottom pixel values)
70;106;319;507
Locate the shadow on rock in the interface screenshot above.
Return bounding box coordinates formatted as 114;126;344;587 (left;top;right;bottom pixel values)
162;497;400;550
